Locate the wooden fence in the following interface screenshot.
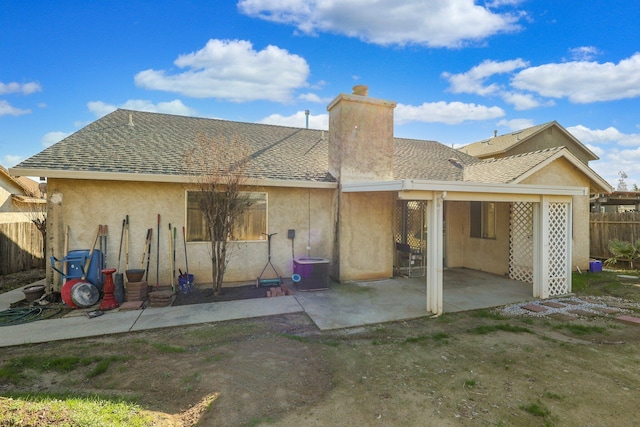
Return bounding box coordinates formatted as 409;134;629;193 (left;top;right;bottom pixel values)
0;221;45;275
590;212;640;259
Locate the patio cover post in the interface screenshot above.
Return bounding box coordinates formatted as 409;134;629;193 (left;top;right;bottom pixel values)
532;200;542;298
535;196;573;299
426;193;444;315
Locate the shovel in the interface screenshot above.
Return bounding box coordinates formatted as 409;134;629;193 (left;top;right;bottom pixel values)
114;218;126;304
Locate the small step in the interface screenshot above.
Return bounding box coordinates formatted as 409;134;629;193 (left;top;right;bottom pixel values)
567;309;598;317
593;307;620;314
615;315;640;326
521;304;548;313
540;301;566;308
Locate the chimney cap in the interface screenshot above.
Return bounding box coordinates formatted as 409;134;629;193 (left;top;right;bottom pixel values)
352;85;368;96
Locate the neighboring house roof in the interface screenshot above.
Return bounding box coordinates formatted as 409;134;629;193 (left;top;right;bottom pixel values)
460;121;599;162
0;165;41;197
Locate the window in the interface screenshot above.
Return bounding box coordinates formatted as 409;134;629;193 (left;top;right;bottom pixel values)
470;201;496;239
186;191;267;242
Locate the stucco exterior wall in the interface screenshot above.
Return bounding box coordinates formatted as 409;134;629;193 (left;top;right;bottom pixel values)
337;191;394;281
46;178;335;289
445;200;510;275
328;94;396;183
520;158;591;270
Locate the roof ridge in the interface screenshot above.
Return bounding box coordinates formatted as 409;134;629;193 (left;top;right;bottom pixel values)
114;108;328;134
477;146;565;164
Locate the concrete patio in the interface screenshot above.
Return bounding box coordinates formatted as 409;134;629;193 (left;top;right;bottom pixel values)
0;268;535;347
297;268;534;330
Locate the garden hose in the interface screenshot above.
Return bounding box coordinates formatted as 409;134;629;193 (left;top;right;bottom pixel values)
0;306;63;326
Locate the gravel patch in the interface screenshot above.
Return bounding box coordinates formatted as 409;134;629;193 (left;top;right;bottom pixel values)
496;296;640;318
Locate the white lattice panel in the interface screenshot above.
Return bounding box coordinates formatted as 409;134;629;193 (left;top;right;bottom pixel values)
547;202;569;296
509;202;533;283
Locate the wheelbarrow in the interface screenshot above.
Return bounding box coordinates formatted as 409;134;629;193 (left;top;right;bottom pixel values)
50;249;104;289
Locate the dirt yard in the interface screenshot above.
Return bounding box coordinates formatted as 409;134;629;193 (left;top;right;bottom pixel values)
3;271;640;426
1;297;640;426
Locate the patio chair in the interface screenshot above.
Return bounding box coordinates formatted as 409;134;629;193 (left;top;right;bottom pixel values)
395;242;424;277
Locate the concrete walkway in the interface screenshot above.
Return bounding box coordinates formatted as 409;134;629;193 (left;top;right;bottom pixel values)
0;269;535;348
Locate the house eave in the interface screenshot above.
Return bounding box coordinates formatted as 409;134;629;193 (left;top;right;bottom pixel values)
342;179;589;196
511;148;613;194
8;168;338;189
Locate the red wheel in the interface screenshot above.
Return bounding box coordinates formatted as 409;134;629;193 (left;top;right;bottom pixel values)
61;278;82;308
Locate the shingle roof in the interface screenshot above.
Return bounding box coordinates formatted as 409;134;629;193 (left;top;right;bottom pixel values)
460;121;599;162
460;122;553;157
14;109;484;184
393;137;481;181
15;109;334;182
463;147;565;183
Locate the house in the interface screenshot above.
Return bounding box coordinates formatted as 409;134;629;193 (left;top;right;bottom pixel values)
0;165;45;221
10;86;612;315
591;191;640;212
0;166;46;274
460;121;599;166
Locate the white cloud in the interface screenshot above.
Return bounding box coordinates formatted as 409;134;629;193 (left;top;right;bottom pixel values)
395;101;504;125
496;118;535;131
1;155;23;168
135;39;309;103
585;144;604;157
567;46;601;62
259;110;328;130
238;0;523;48
0;100;31;116
485;0;523;6
297;92;331;103
87;99;196;118
566;124;640;147
592;149;640;188
512;53;640;103
41;131;70;147
500;91;553;110
0;81;42;95
443;59;553;111
443;58;529;95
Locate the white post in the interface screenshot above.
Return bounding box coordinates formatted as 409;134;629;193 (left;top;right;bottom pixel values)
566;199;573;294
426;193;444;315
540;197;551;299
532;200;541;298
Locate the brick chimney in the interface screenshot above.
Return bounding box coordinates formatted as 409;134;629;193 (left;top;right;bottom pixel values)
327;85;397;184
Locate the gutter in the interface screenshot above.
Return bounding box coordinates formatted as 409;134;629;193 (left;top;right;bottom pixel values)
8;168;338;189
342;179;588;196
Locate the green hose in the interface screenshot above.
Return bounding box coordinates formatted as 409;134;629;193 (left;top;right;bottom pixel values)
0;306;63;326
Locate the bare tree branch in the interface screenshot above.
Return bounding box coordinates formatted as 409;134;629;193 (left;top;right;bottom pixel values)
184;133;255;295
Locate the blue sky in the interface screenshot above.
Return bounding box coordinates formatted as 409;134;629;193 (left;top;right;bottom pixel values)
2;1;640;189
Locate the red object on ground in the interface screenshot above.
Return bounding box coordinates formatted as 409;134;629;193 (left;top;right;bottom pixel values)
61;278;82;308
99;268;119;310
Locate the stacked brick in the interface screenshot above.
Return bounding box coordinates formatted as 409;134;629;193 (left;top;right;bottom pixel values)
266;285;293;297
